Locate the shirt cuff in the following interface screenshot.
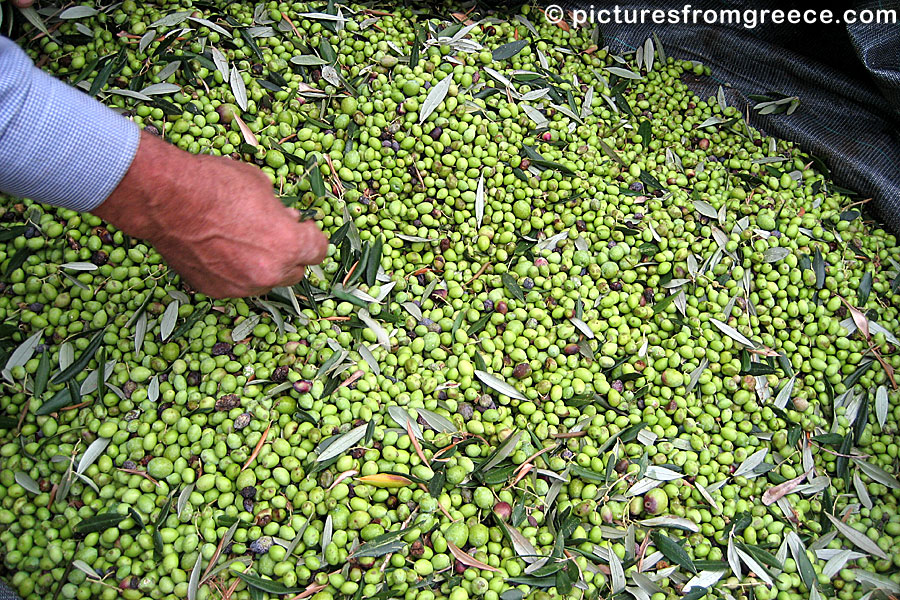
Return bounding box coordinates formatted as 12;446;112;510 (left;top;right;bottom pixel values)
0;36;141;212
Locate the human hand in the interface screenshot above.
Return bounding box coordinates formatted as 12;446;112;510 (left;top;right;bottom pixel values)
94;130;329;298
12;0;34;8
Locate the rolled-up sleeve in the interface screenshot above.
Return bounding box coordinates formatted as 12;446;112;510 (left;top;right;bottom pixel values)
0;36;140;212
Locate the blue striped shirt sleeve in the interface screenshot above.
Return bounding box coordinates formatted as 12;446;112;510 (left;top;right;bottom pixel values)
0;36;140;212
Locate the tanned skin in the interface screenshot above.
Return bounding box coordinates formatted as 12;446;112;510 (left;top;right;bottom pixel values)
93;130;329;298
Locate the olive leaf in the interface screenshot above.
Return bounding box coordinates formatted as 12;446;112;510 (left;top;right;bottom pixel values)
608;546;626;593
839;297;870;340
35;386;76;416
233;112;258;147
643;36;656;71
356;538;406;558
59;262;98;271
696;116;726;128
76;437;110;476
17;6;54;40
856;270;873;305
358;309;390;351
709;318;755;348
476;173;485;228
160;299;180;341
188;16;231;38
419;73;453;124
139;83;178;97
149;10;191;27
638;120;652;148
387;406;423;440
230;65;248;111
148;375;160;403
651;531;696;574
726;537;742;579
15;471;39;494
551;103;584;125
395;234;436;243
824;513;888;559
853;472;873;509
357;474;412;488
72;560;100;580
684;571;725;593
479;431;522;473
177;483;194;518
821;550;860;578
232;315;260;342
733;448;768;478
319;514;333;561
475;370;526;401
3;329;43;383
155;60;180;82
625;478;662;497
492;40;528;61
813;248;825;289
645;466;683;481
298;11;348;22
75;511;126;533
315;348;348;380
357;344;381;377
52;328;106;385
58;342;74;371
686;359;708;394
581;85;594;120
187;552;203;600
773;375;796;410
416;408;456;433
850;569;900;593
569;317;594;339
632;571;664;595
234;571;301;595
210;46;230;81
447;540;501;571
501;274;525;303
693;200;718;219
365;237;383;287
853;458;900;489
869;320;899;345
33;350;50;398
59;5;99;18
484;67;513;89
735;546;775;585
605;66;641;79
502;522;540;563
639;516;699;533
763;247;791;263
315;424;367;463
762;469;809;505
107;88;155;102
256;299;285;338
875;386;888;428
134;312;148;360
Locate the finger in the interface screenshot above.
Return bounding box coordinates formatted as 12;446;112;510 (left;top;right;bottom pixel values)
13;0;34;7
293;221;330;265
276;264;307;289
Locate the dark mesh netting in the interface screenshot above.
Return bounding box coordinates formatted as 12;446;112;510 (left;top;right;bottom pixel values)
553;0;900;234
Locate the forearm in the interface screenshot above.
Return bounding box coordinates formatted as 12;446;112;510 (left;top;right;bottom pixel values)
0;36;140;211
91;129;186;239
